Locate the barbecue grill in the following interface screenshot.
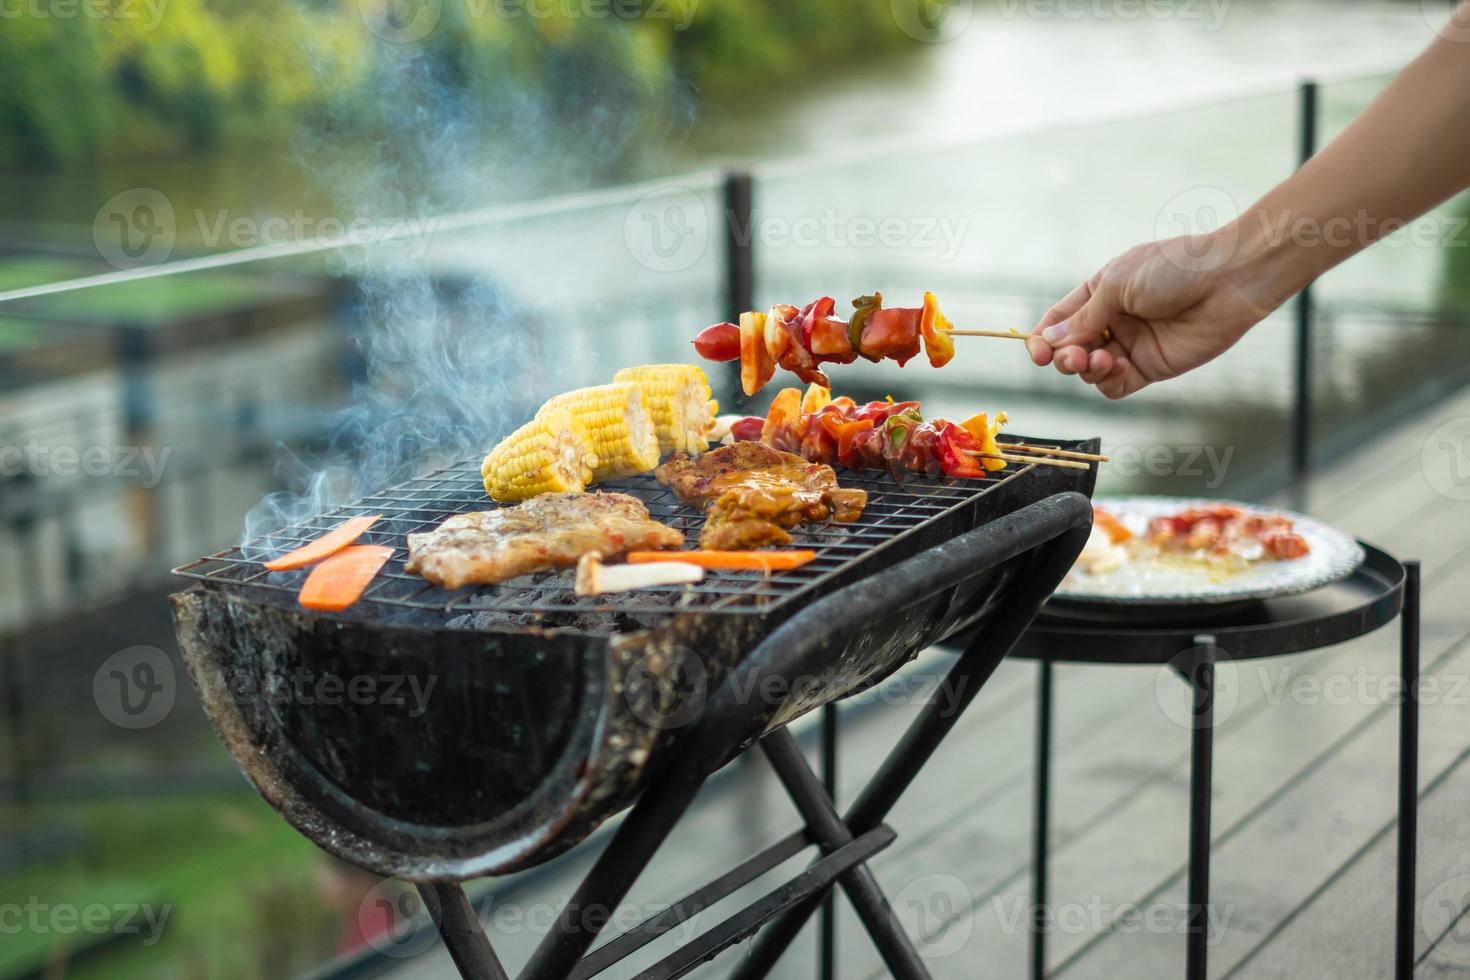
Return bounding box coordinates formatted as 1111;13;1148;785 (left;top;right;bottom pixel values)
170;435;1097;979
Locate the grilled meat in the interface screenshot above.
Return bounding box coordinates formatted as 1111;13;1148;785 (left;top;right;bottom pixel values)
405;492;683;589
655;443;866;550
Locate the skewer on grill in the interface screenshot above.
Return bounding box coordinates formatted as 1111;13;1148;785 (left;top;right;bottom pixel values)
998;442;1110;463
963;450;1092;471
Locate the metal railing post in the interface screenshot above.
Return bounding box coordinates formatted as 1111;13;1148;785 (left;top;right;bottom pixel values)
1292;80;1318;492
723;171;754;414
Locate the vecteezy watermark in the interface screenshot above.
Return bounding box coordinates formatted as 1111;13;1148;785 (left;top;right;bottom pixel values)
1256;665;1470;709
0;0;168;29
359;0;697;42
1421;0;1470;45
730;209;969;263
623;646;707;730
995;0;1229;30
623;187;969;273
1155;185;1470;273
93;188;439;270
892;874;975;958
93;188;176;270
0;898;172;947
989;895;1234;942
623;187;711;274
0;441;172;489
359;0;442;43
890;0;974;43
227;668;439;718
1423;874;1470;961
1104;442;1235;489
1423;416;1470;501
1154;639;1239;730
359;882;708;958
93;646;176;730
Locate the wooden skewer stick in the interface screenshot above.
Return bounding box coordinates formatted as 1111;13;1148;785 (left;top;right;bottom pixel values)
944;329;1031;340
998;442;1111;463
963;450;1091;471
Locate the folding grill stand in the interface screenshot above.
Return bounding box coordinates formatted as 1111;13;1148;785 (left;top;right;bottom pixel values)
415;492;1094;980
1013;545;1416;980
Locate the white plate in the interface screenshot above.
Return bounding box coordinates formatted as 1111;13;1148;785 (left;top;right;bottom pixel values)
1056;496;1365;605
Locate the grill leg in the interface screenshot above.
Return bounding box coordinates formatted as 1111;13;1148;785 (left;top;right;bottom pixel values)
417;882;510;980
1031;658;1053;980
1396;561;1421;980
820;702;839;980
732;523;1090;980
761;728;932;980
1185;637;1216;980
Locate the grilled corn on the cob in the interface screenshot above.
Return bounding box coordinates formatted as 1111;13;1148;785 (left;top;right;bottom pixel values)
538;382;660;479
613;364;718;455
481;408;598;501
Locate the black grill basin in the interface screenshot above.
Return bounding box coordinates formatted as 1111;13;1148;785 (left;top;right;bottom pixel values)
171;440;1097;880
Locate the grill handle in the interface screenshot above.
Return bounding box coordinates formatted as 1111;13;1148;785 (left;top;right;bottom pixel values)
705;489;1095;762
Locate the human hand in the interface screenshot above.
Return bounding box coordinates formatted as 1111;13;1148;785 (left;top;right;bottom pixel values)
1025;236;1275;399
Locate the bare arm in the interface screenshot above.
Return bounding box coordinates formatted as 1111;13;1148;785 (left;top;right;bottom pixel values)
1028;6;1470;398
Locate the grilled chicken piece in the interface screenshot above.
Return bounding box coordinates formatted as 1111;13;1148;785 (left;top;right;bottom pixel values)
655;443;867;550
405;492;683;589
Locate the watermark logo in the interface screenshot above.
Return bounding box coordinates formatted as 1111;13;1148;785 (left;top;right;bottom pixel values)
93;188;175;270
892;873;974;957
1154;640;1238;730
1422;0;1470;44
624;187;709;274
1153;187;1240;273
0;441;172;488
1423;416;1470;501
93;646;176;730
360;0;441;42
0;0;169;29
891;0;973;43
990;895;1234;941
995;0;1230;30
360;881;438;958
0;898;171;947
1423;874;1470;960
623;646;707;730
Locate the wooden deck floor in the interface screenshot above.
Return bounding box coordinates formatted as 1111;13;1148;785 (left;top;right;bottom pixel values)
388;383;1470;980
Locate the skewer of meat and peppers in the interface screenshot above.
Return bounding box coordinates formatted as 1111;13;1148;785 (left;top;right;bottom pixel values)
251;299;1322;609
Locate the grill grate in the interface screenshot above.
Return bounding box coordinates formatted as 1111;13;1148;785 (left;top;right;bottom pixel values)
174;455;1040;619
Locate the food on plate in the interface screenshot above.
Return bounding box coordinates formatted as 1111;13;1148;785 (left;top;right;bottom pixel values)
405;492;683;589
298;545;395;611
481;407;599;501
612;364;718;455
538;382;660;480
626;549;817;573
719;383;1010;479
574;552;704;596
693;292;957;395
263;514;381;571
654;443;867;550
1146;504;1310;561
1069;503;1313;590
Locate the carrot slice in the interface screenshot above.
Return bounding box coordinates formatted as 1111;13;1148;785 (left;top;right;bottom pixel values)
626;550;817;572
298;545;394;611
264;515;381;571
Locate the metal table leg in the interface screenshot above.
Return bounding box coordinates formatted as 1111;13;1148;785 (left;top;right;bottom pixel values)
820;702;839;980
1185;636;1216;980
1031;658;1053;980
1396;561;1421;980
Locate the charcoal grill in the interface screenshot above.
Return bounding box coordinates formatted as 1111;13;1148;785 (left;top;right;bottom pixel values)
170;436;1097;980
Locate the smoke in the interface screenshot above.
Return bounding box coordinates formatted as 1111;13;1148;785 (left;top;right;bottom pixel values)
241;11;693;549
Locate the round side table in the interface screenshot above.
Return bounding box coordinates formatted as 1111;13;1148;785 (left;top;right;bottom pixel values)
1012;545;1417;980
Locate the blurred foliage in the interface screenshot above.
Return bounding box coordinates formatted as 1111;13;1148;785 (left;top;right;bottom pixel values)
0;0;911;171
